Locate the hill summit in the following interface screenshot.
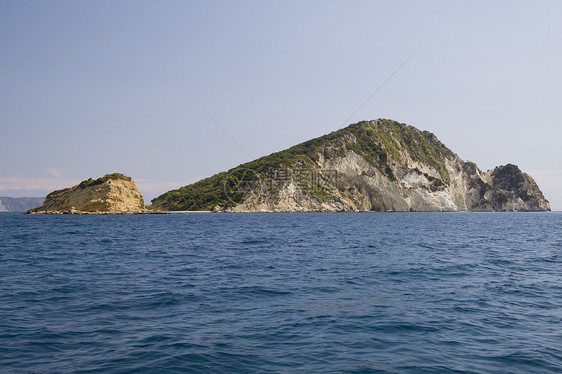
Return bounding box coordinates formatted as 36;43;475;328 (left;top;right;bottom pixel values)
152;119;550;212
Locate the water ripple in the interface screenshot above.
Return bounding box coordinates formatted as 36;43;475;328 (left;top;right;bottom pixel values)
0;212;561;373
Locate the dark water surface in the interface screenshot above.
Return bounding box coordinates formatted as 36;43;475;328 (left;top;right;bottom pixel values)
1;212;561;373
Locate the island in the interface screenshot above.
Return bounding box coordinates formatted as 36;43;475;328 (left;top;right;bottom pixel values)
28;173;154;214
152;119;550;212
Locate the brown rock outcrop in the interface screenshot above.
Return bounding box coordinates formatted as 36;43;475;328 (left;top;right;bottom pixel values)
28;173;151;214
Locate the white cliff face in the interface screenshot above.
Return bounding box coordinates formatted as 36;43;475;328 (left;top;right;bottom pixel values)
29;177;147;214
228;135;550;213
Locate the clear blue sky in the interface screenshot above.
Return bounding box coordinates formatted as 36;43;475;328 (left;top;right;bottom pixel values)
1;0;561;209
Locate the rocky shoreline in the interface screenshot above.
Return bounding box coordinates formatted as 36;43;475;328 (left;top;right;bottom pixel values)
27;209;167;215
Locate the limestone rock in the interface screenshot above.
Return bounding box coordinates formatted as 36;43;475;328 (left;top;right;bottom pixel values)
28;173;151;214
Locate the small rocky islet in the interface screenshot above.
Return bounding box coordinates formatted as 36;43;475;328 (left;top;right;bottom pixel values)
30;119;550;214
28;173;154;214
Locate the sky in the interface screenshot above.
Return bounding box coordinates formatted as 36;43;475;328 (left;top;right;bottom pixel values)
1;0;561;210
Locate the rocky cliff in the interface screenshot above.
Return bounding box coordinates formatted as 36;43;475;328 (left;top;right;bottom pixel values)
29;173;148;214
152;119;550;212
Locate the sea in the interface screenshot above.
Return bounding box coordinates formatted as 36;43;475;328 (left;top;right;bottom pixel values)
0;212;561;373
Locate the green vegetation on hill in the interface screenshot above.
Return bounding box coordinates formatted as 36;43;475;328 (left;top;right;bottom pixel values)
153;172;230;211
152;119;457;211
491;164;527;198
341;120;454;183
79;173;131;188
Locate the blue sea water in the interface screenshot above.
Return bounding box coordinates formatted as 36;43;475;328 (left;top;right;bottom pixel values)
0;212;561;373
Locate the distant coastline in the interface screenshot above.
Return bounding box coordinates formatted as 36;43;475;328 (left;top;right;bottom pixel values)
0;197;45;212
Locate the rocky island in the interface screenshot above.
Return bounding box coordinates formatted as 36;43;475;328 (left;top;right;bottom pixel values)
28;173;151;214
152;119;550;212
